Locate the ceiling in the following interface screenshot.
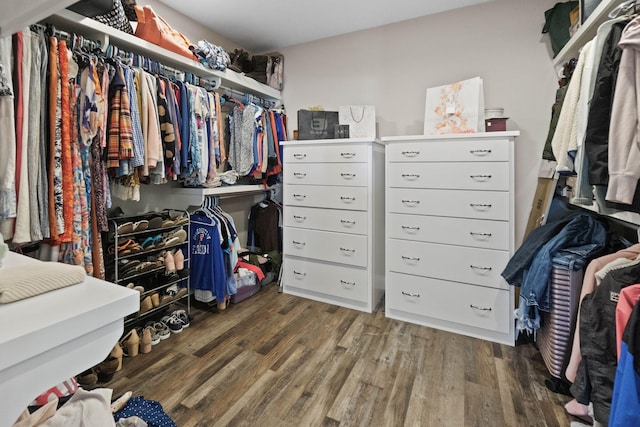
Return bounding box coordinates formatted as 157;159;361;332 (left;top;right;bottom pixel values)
156;0;493;53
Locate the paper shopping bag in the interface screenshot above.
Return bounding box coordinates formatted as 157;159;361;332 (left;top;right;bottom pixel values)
338;105;376;139
424;76;485;134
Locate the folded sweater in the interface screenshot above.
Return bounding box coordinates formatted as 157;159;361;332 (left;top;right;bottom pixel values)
0;262;86;303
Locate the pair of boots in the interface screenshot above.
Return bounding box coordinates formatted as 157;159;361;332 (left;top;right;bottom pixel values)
119;328;152;358
76;356;120;387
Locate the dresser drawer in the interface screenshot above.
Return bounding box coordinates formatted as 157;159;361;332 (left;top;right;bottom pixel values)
386;272;510;334
284;184;368;211
387;188;509;221
283;256;368;303
387;213;510;250
284;162;369;187
284;144;369;163
284;227;368;267
284;206;368;235
387;162;509;191
386;139;509;163
387;239;509;290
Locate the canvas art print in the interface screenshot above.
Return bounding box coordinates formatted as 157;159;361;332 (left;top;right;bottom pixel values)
424;76;485;135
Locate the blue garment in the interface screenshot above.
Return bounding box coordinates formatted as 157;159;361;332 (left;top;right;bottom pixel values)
113;396;176;427
190;212;227;300
512;214;606;335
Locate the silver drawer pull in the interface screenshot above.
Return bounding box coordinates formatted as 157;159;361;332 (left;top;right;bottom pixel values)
470;304;492;311
470;232;492;237
340;173;356;178
292;240;306;247
340;196;356;202
340;280;356;287
293;215;307;221
340;247;356;253
401;150;420;157
402;291;420;298
401;173;421;180
293;153;307;159
470;203;492;209
340;219;356;225
401;225;420;231
470;149;492;156
402;256;420;262
470;265;492;271
402;199;420;206
293;270;307;277
341;152;356;158
293;194;307;200
293;172;307;178
470;174;492;180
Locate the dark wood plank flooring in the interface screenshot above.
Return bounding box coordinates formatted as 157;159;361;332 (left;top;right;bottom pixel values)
109;284;577;426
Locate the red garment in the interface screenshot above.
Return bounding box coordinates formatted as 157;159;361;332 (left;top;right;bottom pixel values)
616;284;640;360
235;260;265;281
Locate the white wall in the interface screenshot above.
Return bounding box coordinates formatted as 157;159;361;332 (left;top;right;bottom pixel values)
280;0;559;247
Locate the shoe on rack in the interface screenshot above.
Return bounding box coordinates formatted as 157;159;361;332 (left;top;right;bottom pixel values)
151;321;171;340
150;292;160;307
162;314;184;334
140;327;152;354
95;356;120;383
172;309;191;328
109;343;124;372
140;296;153;314
120;329;140;357
164;250;176;273
133;219;149;232
173;287;188;301
143;324;160;345
174;249;184;270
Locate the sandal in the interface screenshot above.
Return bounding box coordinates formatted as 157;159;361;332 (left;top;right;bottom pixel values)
133;219;149;232
117;222;134;235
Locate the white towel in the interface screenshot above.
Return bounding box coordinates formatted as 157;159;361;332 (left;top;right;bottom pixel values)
0;262;85;303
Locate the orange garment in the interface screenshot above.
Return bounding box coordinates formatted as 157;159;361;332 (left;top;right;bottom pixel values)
46;37;60;245
58;40;73;243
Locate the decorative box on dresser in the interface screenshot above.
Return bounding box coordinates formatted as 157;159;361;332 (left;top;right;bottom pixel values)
382;131;519;345
281;138;385;313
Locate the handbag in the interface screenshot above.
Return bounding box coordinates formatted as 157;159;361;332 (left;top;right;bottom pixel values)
424;76;485;134
297;110;339;140
134;5;195;60
91;0;134;34
338;105;376;139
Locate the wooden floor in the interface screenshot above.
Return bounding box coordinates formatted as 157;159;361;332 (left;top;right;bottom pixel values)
110;284;577;427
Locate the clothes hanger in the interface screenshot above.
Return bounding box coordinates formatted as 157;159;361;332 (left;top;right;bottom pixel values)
609;0;638;18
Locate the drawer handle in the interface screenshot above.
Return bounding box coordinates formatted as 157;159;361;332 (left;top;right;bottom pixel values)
293;194;307;200
401;150;420;157
470;203;492;209
341;173;356;179
292;240;306;247
293;215;307;222
341;152;356;158
340;219;356;225
402;199;420;207
470;232;492;239
470;149;492;156
340;280;356;287
470;304;492;312
293;153;307;159
293;172;307;178
340;196;356;202
293;270;307;277
401;225;420;231
402;256;420;262
470;174;492;180
401;173;421;180
340;247;356;253
402;291;420;298
470;265;492;271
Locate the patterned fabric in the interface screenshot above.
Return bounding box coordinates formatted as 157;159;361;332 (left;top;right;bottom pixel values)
93;0;134;35
157;78;176;179
0;35;17;222
124;66;144;168
113;396;176;427
48;36;64;242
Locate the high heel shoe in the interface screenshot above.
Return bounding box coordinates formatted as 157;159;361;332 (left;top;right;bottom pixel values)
164;250;176;273
120;329;140;357
95;356;120;383
174;249;190;279
140;327;152;354
109;343;124;371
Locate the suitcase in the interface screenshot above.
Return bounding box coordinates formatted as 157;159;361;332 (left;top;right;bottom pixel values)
536;261;584;394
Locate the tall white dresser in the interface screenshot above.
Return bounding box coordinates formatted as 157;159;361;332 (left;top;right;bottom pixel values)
382;132;519;345
281;138;385;313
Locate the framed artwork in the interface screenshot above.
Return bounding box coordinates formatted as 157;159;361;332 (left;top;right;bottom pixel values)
581;0;603;23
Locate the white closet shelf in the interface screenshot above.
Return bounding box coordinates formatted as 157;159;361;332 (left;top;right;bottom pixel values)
0;0;76;37
552;0;622;69
42;9;281;101
178;185;267;199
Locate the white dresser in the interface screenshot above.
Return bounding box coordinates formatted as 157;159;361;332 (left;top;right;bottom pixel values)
382;132;519;345
281;138;385;312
